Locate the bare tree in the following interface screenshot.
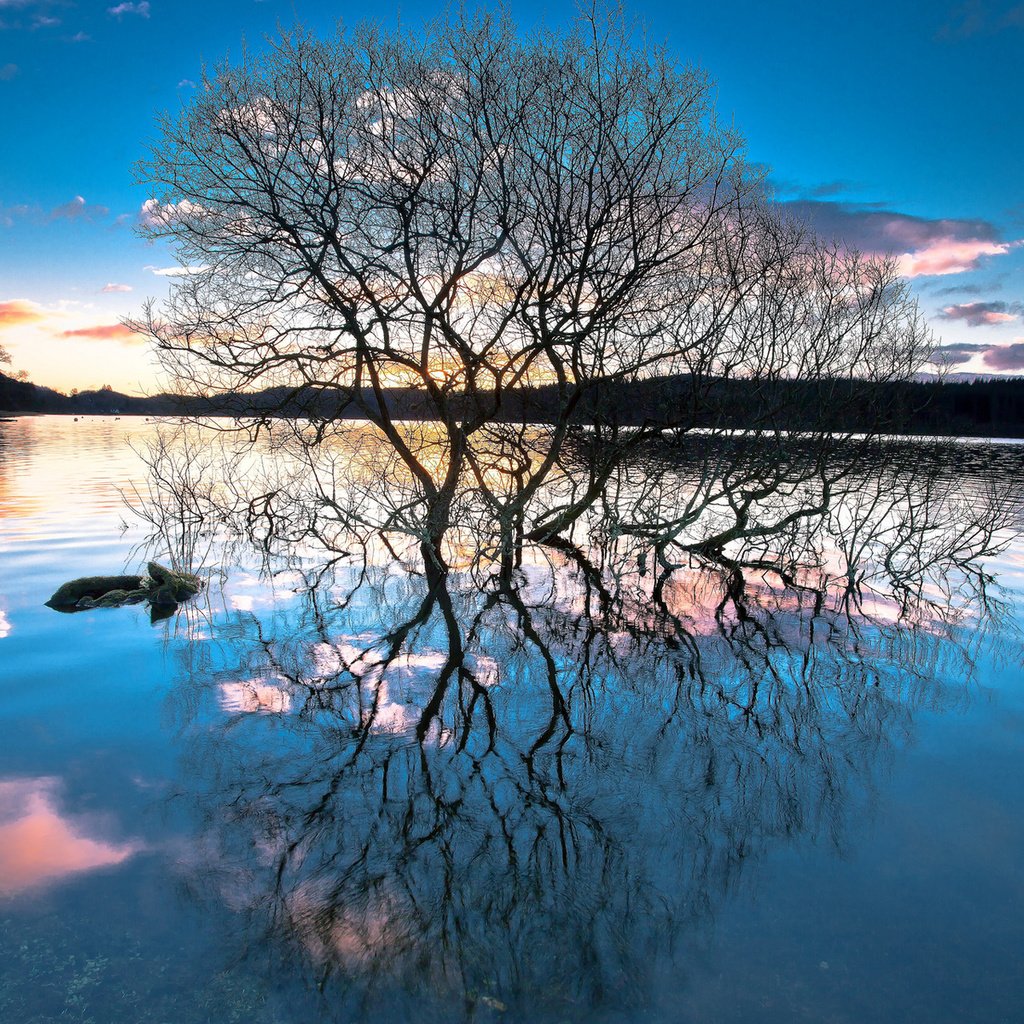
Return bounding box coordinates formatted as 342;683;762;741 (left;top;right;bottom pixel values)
136;4;931;572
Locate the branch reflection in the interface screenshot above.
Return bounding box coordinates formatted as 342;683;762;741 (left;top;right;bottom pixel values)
146;432;1020;1020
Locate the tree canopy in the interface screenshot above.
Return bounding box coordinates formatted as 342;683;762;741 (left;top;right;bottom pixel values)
137;5;931;571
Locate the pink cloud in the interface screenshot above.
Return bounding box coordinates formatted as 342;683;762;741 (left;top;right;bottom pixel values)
939;301;1019;326
61;323;144;343
898;239;1017;278
983;343;1024;372
0;299;45;328
780;199;1020;278
101;282;133;293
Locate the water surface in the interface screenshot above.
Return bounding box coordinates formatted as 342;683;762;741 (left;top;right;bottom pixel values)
1;415;1022;1023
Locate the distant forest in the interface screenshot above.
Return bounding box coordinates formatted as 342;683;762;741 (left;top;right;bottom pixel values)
5;369;1024;439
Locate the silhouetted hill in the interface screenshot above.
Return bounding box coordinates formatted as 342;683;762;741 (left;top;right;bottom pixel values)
5;370;1024;438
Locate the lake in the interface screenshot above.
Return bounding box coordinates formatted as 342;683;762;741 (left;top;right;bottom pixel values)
1;415;1023;1023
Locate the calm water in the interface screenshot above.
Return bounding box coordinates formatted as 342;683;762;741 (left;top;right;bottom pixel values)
1;415;1023;1023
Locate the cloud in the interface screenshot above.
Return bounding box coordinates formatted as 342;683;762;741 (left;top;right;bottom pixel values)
780;199;1021;277
937;1;1024;37
144;263;209;277
0;0;66;30
770;178;865;200
60;323;145;343
50;195;109;222
938;301;1020;326
101;282;133;293
937;0;988;37
0;299;46;328
139;197;208;229
0;64;17;81
177;78;196;89
898;240;1018;277
983;342;1024;371
0;299;144;348
107;1;150;16
929;341;990;365
0;202;34;227
927;282;988;296
1;196;114;227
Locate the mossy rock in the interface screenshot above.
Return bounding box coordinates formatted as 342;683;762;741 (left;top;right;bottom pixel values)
147;583;179;609
47;562;204;618
147;561;203;600
46;575;144;608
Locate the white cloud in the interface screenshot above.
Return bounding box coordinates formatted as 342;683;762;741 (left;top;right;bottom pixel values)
101;282;133;293
144;264;209;277
139;197;208;229
107;1;150;18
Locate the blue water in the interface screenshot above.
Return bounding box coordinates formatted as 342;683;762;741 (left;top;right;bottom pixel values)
1;416;1022;1023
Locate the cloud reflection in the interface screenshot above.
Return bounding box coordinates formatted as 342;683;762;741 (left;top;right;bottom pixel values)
0;777;142;897
218;678;293;715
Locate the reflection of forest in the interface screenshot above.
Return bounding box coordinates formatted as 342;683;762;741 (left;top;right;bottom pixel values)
151;433;1021;1021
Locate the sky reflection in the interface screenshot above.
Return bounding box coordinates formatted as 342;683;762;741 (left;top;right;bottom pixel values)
1;418;1023;1022
0;777;141;898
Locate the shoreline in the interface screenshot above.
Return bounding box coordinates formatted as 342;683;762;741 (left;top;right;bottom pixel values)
4;410;1024;444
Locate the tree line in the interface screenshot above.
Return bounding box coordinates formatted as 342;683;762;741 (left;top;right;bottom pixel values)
6;367;1024;438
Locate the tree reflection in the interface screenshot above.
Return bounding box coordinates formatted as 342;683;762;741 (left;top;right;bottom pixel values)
145;436;1020;1020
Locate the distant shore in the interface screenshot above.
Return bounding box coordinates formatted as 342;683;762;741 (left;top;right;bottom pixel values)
5;370;1024;439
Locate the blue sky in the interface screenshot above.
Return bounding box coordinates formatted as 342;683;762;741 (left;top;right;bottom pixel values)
1;0;1021;393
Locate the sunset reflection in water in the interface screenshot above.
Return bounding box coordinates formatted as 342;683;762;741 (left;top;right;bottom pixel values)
0;778;141;898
